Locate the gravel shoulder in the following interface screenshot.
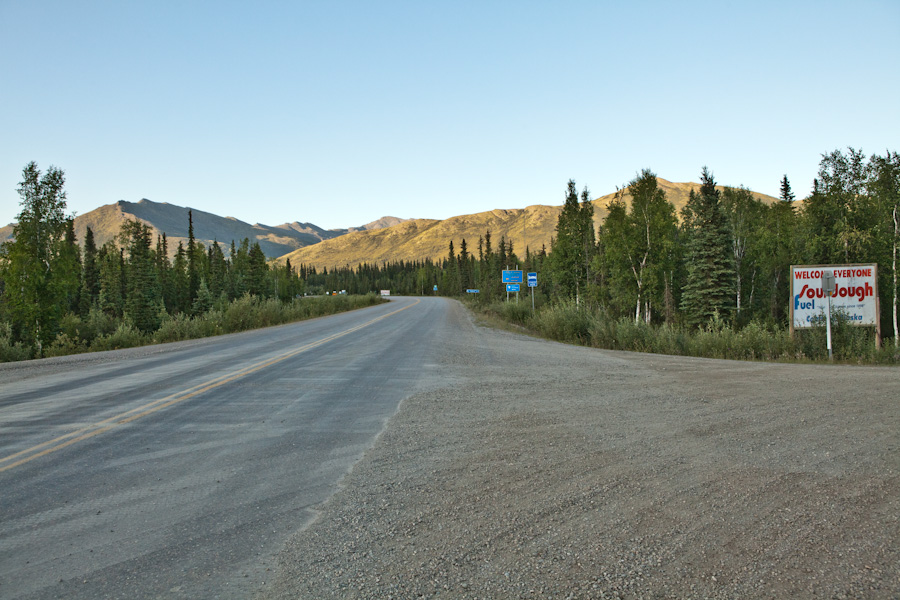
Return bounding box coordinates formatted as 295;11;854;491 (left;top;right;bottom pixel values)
260;300;899;599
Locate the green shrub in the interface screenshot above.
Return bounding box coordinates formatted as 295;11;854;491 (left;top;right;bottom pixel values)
91;322;147;351
44;332;86;357
532;301;593;344
0;322;33;362
0;294;384;362
470;300;894;364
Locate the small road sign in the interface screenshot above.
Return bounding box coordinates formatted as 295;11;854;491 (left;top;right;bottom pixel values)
466;289;480;294
506;284;520;292
527;272;537;287
502;270;523;284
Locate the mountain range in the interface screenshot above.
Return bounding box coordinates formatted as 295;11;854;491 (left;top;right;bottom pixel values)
1;179;778;269
273;178;778;269
0;200;406;259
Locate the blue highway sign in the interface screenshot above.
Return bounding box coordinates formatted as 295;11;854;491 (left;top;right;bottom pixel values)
506;283;520;292
527;272;538;287
502;270;523;284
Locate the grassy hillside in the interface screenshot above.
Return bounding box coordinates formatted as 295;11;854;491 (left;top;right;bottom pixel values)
276;178;779;270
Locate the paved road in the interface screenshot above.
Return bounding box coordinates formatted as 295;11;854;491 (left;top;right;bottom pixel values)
0;296;447;599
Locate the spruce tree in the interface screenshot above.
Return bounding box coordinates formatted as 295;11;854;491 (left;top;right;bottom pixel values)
187;210;199;303
58;219;82;314
458;239;471;289
680;167;734;326
779;175;795;203
79;227;100;315
156;233;174;313
549;180;593;301
192;278;213;314
207;241;227;300
98;241;125;318
171;242;190;313
121;220;161;333
247;242;268;297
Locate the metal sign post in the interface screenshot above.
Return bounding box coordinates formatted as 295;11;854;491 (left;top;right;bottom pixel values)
527;272;537;312
822;270;835;360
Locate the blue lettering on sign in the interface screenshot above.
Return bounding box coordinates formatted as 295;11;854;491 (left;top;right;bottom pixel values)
794;294;815;311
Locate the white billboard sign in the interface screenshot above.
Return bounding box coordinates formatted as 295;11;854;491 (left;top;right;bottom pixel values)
791;264;878;329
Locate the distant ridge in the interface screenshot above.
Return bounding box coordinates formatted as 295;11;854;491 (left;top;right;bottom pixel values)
2;179;777;268
274;178;780;270
0;199;406;259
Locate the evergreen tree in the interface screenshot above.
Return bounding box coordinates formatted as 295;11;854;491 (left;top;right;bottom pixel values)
247;242;268;296
441;240;461;295
207;241;227;300
228;239;250;299
779;175;795;203
458;239;471;289
156;233;174;313
192;278;214;314
98;241;125;318
579;187;597;300
549;180;593;301
58;219;82;314
680;167;734;326
171;242;190;313
187;210;199;303
79;227;100;315
121;220;162;333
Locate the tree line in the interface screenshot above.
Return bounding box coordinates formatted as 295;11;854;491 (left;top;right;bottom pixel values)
3;148;897;358
0;162;329;357
437;149;899;346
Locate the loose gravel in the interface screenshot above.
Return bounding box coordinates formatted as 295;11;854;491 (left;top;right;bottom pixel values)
260;301;900;599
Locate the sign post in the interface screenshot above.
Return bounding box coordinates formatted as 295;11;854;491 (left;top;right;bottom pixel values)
822;270;835;360
527;272;537;312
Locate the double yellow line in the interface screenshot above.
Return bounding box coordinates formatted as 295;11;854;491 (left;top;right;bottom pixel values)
0;299;420;474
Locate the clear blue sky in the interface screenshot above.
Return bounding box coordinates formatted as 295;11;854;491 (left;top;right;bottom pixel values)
2;1;898;230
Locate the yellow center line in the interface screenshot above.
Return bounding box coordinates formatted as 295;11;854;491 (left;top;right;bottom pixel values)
0;298;420;473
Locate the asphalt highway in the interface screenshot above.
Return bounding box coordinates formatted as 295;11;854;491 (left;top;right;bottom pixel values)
0;296;446;599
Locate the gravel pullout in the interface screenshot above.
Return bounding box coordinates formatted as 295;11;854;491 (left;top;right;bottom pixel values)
260;301;899;599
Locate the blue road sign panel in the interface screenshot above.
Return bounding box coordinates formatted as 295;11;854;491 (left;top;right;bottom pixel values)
527;272;538;287
506;283;520;292
466;289;480;294
502;270;523;284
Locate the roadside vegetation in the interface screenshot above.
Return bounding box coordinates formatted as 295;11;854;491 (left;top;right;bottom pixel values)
471;298;898;364
2;147;897;364
0;162;383;362
0;294;383;361
445;149;898;364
